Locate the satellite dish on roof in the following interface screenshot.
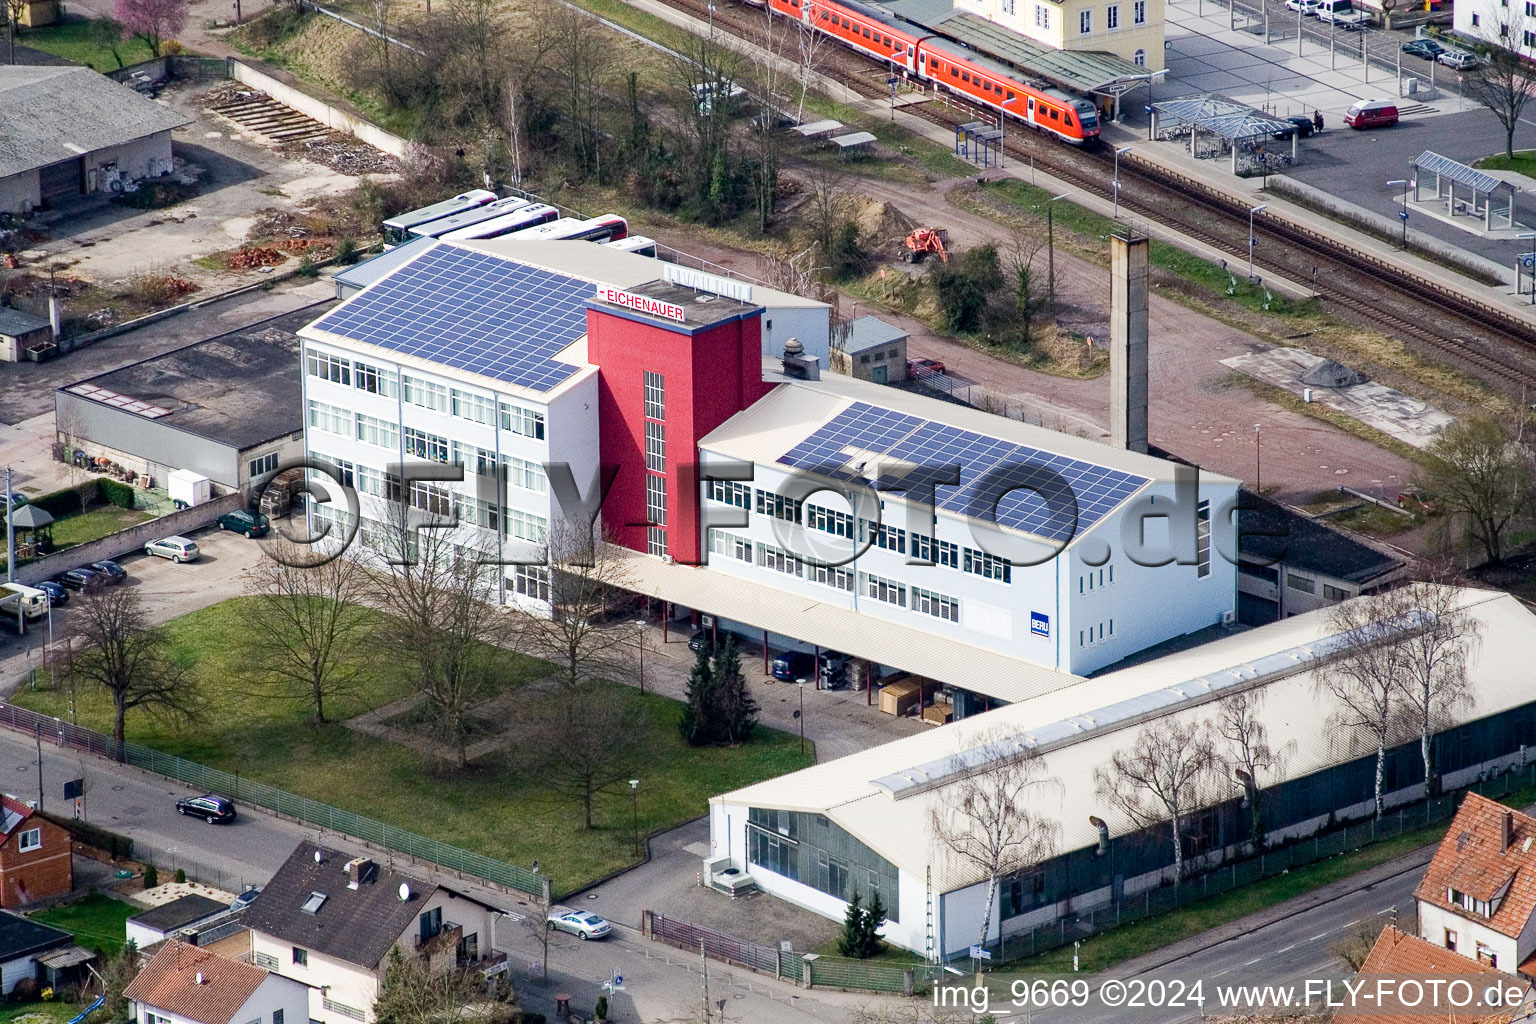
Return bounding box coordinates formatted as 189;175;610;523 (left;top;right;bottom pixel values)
398;883;411;902
315;850;324;865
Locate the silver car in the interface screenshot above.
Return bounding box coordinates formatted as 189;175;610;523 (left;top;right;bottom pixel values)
144;536;200;563
546;909;613;940
1438;49;1484;70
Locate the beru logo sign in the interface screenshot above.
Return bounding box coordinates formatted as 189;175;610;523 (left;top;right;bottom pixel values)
1030;612;1050;638
594;286;686;322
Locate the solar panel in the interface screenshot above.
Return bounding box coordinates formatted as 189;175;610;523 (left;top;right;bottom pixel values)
778;403;1148;541
310;246;590;393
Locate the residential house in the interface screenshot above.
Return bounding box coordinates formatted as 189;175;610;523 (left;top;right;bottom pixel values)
1416;792;1536;975
0;795;72;907
0;66;188;214
0;911;72;994
127;896;230;950
125;941;309;1024
1334;925;1509;1024
241;842;505;1024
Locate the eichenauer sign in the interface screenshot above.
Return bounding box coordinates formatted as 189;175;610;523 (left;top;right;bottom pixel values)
594;287;687;323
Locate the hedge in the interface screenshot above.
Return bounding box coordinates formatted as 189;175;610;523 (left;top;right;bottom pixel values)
10;479;107;519
40;811;134;860
100;479;136;510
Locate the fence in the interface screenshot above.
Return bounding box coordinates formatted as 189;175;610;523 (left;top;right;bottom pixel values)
647;912;925;995
990;760;1536;963
910;369;1106;439
0;703;543;898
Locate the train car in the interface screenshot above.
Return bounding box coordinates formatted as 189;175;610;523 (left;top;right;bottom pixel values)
439;203;560;241
919;37;1100;145
381;189;496;247
605;235;659;256
505;214;630;243
777;0;926;72
407;196;536;242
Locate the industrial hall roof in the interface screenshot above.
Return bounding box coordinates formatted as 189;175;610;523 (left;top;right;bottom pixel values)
0;66;189;179
716;587;1535;893
1151;96;1295;140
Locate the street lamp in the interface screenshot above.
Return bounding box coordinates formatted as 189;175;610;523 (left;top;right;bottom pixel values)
1254;423;1262;494
633;619;647;694
1247;204;1267;280
628;780;640;857
1112;146;1132;219
1387;179;1409;249
1047;192;1070;314
796;680;807;756
1000;97;1018;168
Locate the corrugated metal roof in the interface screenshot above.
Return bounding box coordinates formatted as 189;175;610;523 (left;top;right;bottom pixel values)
935;12;1155;91
718;587;1531;892
611;545;1087;707
1413;150;1508;195
0;66;189;178
840;315;909;354
333;236;439;294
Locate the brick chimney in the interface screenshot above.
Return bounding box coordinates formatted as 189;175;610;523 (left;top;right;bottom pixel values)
345;857;375;888
1504;811;1516;851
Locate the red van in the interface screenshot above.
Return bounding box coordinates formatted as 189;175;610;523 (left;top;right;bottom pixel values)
1344;99;1399;129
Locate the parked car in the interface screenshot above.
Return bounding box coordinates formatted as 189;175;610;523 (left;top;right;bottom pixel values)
55;567;103;592
547;910;612;940
231;886;264;911
34;580;68;606
1315;0;1367;27
144;536;200;563
1272;115;1316;139
1402;37;1446;59
689;630;712;653
906;358;946;376
176;794;237;823
1438;49;1483;70
771;650;817;682
217;509;270;538
1284;0;1320;13
0;492;27;512
1343;99;1399;129
87;560;127;584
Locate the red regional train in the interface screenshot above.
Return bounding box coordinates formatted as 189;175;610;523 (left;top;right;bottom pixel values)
764;0;1102;145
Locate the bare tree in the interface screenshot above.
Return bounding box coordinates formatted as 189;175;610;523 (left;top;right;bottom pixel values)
928;730;1059;952
68;586;197;754
519;680;647;829
240;535;374;725
6;0;25;68
1322;597;1419;818
515;521;642;694
1004;231;1049;349
794;2;834;125
670;27;746;215
550;3;617;178
368;497;520;769
373;948;482;1024
528;876;553;984
1216;689;1289;846
1356;584;1479;799
1094;718;1219;884
743;1;790;232
1414;414;1534;566
1463;12;1536;159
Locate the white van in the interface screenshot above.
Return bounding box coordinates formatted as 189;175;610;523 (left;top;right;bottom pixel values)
0;583;48;621
1316;0;1368;27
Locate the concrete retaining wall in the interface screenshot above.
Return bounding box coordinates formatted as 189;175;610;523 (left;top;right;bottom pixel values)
230;60;408;158
14;492;245;587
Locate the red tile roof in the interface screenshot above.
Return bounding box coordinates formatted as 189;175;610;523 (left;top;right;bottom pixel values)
1415;792;1536;939
123;942;268;1024
1333;927;1507;1024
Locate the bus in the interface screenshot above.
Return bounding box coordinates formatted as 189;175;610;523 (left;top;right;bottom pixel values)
439;203;560;241
381;189;496;247
605;235;658;257
407;196;537;243
504;215;629;243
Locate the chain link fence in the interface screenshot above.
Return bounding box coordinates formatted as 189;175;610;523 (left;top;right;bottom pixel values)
0;703;543;897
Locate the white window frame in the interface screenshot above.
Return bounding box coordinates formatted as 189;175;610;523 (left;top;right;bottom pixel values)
1134;0;1146;22
305;350;351;386
646;421;667;473
1106;3;1119;27
17;828;40;852
644;371;666;420
248;451;279;479
514;564;551;602
911;586;960;622
498;401;546;440
355;413;399;451
401;374;450;414
403;427;450;464
1079;8;1092;32
861;572;906;607
352;360;398;399
706;481;751;508
450;388;497;425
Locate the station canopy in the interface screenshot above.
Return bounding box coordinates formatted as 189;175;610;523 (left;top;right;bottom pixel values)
1151;96;1294;140
869;0;1159;95
1412;150;1503;195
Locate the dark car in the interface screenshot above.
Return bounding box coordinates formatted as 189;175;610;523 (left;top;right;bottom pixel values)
34;580;68;606
176;794;237;823
0;492;27;513
770;651;817;682
87;560;127;584
1402;37;1446;59
55;567;103;592
688;630;712;653
217;509;270;538
1272;115;1316;139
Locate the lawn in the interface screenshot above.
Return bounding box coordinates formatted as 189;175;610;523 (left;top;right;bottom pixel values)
47;506;157;553
0;1001;86;1024
15;20;156;71
14;598;813;894
1474;150;1536;182
30;893;137;956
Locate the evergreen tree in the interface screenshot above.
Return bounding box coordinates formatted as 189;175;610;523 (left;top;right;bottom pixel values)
678;642;715;745
863;889;887;958
837;891;865;958
711;634;757;743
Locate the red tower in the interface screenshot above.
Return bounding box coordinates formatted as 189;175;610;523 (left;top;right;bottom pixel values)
587;282;771;565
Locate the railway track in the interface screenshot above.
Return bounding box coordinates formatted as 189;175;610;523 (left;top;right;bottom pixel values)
654;0;1536;395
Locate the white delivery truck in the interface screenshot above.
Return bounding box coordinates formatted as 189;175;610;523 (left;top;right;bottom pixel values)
168;469;211;509
0;583;48;622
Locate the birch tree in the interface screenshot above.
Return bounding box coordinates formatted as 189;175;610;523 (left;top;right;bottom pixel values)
1322;597;1417;818
1094;718;1218;883
794;3;834;124
929;731;1058;952
1216;689;1288;845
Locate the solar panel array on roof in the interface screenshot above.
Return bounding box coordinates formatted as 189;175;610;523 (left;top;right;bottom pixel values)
310;245;589;393
776;401;1147;541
